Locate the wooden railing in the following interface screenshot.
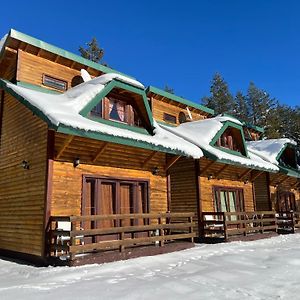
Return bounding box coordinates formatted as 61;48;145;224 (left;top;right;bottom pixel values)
202;211;278;240
47;212;195;260
276;211;300;233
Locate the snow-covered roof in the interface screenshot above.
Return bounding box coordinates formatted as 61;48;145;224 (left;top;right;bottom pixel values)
246;138;297;166
0;34;7;53
2;74;203;158
162;116;279;172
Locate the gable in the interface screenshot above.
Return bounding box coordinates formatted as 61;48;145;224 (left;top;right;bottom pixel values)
211;122;248;157
80;79;153;134
278;145;298;170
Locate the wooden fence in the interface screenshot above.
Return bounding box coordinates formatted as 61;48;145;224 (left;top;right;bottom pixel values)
47;212;195;260
202;211;278;240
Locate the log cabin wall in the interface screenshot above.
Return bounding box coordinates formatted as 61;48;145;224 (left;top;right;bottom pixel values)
199;158;255;212
253;172;271;211
151;97;207;126
0;94;48;257
51;134;168;218
16;50;82;92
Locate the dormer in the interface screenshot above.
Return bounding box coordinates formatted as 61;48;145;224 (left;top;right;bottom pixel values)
278;144;298;170
211;121;248;157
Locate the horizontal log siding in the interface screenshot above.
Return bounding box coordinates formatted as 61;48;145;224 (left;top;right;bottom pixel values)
199;159;255;212
51;139;168;217
17;50;81;91
0;94;48;256
254;172;271;211
151;98;206;125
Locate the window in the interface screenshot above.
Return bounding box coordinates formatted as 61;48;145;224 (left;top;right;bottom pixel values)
279;147;297;169
42;74;67;91
213;187;244;213
179;111;187;124
90;96;144;128
215;127;246;155
163;113;177;124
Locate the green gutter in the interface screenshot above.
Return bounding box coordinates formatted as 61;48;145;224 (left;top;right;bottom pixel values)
146;86;214;115
17;81;61;94
8;29;133;78
279;165;300;178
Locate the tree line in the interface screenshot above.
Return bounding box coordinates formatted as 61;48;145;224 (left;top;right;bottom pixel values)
201;73;300;145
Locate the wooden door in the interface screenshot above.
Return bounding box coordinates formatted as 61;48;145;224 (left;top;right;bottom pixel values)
278;192;296;212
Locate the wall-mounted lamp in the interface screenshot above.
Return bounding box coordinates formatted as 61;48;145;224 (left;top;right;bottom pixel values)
244;179;249;184
21;160;30;170
73;158;80;168
208;174;213;180
152;166;159;175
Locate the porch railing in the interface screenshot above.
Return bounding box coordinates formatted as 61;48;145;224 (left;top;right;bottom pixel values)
47;212;195;260
202;211;278;240
276;211;300;233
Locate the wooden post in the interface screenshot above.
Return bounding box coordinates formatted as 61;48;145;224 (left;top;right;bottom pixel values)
158;216;164;247
119;219;125;252
195;159;202;239
70;221;75;260
223;212;228;241
189;216;194;243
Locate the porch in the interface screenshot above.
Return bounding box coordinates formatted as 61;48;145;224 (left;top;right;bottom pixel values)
46;212;195;265
202;211;300;241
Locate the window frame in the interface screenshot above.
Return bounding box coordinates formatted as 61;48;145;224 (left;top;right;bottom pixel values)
163;112;177;124
42;74;68;91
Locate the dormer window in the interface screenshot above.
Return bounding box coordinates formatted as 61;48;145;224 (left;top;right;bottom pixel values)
279;147;297;169
215;127;247;156
90;96;143;128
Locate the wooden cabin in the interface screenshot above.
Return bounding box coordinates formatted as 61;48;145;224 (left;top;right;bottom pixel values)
0;30;204;265
247;139;300;230
162;116;280;241
146;86;214;126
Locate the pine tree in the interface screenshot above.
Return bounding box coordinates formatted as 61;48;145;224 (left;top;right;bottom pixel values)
246;82;276;128
234;91;249;122
79;37;104;63
201;73;235;114
164;85;174;94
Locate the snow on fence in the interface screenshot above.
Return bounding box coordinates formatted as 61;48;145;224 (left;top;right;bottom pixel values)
46;212;196;260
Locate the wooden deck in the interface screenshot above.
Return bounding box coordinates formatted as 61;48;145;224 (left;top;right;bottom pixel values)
46;212;195;263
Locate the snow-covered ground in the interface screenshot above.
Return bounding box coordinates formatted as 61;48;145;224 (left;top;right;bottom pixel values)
1;234;300;300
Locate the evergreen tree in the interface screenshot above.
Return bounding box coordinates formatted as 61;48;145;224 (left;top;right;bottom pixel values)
246;82;276;128
79;37;104;63
201;73;235;114
164;85;174;94
234;91;249;122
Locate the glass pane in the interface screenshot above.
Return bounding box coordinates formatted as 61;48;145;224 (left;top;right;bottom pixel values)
109;99;125;122
91;102;102;117
228;192;236;212
220;191;227;212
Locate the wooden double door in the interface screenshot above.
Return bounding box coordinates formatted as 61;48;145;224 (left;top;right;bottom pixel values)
82;176;148;242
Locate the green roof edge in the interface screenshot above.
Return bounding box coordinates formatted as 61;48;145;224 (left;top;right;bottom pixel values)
146;86;214;115
9;29;133;78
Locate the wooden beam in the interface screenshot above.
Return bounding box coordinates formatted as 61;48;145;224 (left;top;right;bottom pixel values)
277;175;289;186
291;180;300;189
195;159;202;239
56;135;74;159
142;151;157;168
92;142;108;163
165;155;181;171
238;169;252;180
215;164;229;179
251;171;264;182
270;173;285;185
199;160;215;175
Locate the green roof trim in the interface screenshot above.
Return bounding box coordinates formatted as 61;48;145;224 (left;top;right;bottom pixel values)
8;29;132;78
209;120;249;158
279;165;300;178
146;86;214;115
80;79;154;130
0;79;57;129
56;124;187;156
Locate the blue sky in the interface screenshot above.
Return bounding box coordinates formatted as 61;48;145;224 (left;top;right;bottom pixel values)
1;0;299;107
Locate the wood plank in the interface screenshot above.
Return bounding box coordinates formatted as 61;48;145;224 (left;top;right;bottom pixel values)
91;142;108;163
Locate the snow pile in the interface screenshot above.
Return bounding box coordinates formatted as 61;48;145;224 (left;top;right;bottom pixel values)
247;138;297;165
162;116;278;171
5;75;202;158
1;234;300;299
0;34;8;53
